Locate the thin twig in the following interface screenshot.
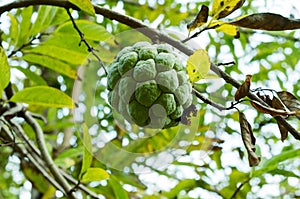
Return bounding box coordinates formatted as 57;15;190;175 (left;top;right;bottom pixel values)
182;25;220;43
192;88;247;111
65;8;107;76
0;120;65;192
230;177;251;199
23;111;77;199
7;34;44;58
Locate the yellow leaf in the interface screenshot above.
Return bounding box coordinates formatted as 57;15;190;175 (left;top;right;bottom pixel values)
216;23;240;37
208;20;239;37
186;49;210;83
212;0;245;19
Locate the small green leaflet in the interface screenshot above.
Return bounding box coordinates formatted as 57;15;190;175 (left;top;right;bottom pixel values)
79;123;93;179
68;0;95;16
0;47;10;96
81;168;109;183
186;49;210;83
10;86;74;108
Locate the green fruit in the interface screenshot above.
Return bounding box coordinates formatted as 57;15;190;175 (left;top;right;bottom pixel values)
107;42;193;129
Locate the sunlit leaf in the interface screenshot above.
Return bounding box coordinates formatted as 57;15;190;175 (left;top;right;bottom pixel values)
7;13;19;46
79;123;93;179
17;7;33;48
68;0;95;16
187;5;209;32
30;6;68;36
22;53;77;79
212;0;245;19
81;167;109;183
10;86;74;108
0;47;10;96
214;22;240;38
277;91;300;119
186;49;210;83
230;13;300;30
234;74;252;101
239;112;260;166
25;45;88;66
55;20;112;41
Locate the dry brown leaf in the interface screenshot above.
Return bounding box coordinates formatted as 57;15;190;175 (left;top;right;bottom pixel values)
239;112;260;166
277;91;300;119
187;5;209;32
250;100;296;117
234;74;252;101
230;13;300;30
276;120;288;142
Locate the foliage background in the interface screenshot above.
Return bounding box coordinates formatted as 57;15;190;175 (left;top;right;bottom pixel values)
0;0;299;199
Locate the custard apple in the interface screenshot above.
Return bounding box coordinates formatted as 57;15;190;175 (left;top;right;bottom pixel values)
107;41;193;129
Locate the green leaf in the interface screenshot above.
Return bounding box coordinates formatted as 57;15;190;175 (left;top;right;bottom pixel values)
252;149;300;177
230;13;300;30
22;53;77;79
79;123;93;179
13;66;47;86
55;146;84;160
7;13;19;46
186;49;210;83
81;167;109;183
109;175;129;199
68;0;95;16
17;7;33;48
30;6;68;36
212;0;245;19
0;47;10;96
10;86;74;108
25;45;88;66
55;20;112;41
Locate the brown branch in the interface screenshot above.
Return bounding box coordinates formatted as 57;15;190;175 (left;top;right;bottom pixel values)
1;0;299;140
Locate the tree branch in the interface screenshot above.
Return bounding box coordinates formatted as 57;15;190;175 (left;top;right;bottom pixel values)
23;111;77;199
1;0;299;140
65;8;107;75
0;120;64;192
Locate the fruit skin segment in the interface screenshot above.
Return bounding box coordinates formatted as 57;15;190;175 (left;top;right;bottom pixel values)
107;41;193;129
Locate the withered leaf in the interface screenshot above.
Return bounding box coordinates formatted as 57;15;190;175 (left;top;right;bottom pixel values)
277;91;300;119
276;120;288;142
250;100;294;117
239;112;260;167
272;96;285;110
187;5;209;32
230;13;300;31
234;74;252;101
181;104;197;125
212;0;246;20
